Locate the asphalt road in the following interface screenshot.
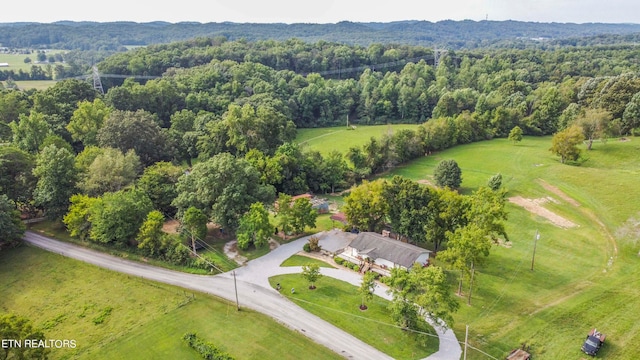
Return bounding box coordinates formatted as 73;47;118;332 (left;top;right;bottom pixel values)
23;230;461;359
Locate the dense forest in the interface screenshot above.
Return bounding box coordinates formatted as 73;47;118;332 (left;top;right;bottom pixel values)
2;27;640;265
2;20;640;50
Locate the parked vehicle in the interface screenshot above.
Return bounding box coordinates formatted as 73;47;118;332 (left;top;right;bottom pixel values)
581;328;606;356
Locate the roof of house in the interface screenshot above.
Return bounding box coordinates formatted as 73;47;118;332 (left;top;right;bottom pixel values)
349;232;431;268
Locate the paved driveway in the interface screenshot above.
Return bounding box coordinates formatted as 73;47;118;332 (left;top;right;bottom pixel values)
24;230;461;359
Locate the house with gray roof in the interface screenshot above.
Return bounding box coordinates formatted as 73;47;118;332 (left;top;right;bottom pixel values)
340;232;431;275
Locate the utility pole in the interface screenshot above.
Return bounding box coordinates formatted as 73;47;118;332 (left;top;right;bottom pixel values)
233;271;240;311
531;230;540;271
92;65;104;95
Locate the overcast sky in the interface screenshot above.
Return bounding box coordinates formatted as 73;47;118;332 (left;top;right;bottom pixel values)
2;0;639;24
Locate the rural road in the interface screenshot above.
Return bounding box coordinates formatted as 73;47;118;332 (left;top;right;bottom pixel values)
23;230;462;360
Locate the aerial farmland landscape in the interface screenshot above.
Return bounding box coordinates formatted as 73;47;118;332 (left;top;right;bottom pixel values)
1;1;640;359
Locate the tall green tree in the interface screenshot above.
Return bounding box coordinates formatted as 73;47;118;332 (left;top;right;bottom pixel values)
181;206;208;253
291;198;317;234
343;179;388;232
387;265;459;329
549;124;584;164
275;193;294;238
78;148;141;196
9;111;51;154
172;153;275;230
575;108;612;150
237;202;274;250
63;194;99;241
66;98;111;147
32;144;77;220
89;189;153;246
383;176;434;244
438;223;492;301
136;161;183;216
0;195;26;249
433;159;462;189
622;92;640;134
97;109;172;166
0;146;36;207
136;210;166;257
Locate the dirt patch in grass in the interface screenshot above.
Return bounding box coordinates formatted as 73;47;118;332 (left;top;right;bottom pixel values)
162;220;180;234
417;179;436;187
508;196;577;229
537;179;581;207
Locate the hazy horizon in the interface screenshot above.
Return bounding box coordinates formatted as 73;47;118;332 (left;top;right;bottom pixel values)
1;0;639;25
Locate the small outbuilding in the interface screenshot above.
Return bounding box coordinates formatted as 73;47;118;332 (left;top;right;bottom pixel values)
0;63;9;67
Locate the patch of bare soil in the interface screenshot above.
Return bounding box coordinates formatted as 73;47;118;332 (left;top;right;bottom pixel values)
223;240;247;265
537;179;580;207
508;196;577;229
162;219;180;234
417;179;435;187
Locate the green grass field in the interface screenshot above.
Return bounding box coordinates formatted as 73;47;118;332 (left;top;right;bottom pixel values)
6;131;640;359
0;246;341;360
296;124;421;155
268;274;438;360
14;80;57;90
280;254;335;268
381;136;640;359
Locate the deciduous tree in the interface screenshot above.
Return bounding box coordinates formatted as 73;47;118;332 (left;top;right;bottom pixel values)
358;271;377;310
0;195;26;248
32;144;77;220
301;263;323;289
172;153;275;230
343;179;388;232
181;206;208;254
136;210;166;257
550;124;584;164
78;148;141;196
433;159;462;189
508;126;523;144
291;198;317;234
237;202;273;250
67;98;111;146
89;189;153;246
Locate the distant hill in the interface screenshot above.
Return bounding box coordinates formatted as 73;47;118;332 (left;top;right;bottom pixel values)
1;20;640;50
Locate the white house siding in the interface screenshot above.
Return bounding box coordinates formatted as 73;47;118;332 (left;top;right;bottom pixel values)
415;253;430;266
374;258;396;269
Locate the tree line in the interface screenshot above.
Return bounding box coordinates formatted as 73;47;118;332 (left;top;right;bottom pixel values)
2;20;640;51
3;35;640;256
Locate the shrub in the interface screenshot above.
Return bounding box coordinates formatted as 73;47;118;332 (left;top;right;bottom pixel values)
308;236;321;252
302;243;311;252
183;333;235;360
352;264;360;271
333;256;344;265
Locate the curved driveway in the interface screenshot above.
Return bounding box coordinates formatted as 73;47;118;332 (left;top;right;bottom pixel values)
24;230;461;360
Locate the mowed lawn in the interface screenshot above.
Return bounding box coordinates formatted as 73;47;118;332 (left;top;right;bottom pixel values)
268;274;438;360
383;136;640;359
0;246;341;360
296;124;421;155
